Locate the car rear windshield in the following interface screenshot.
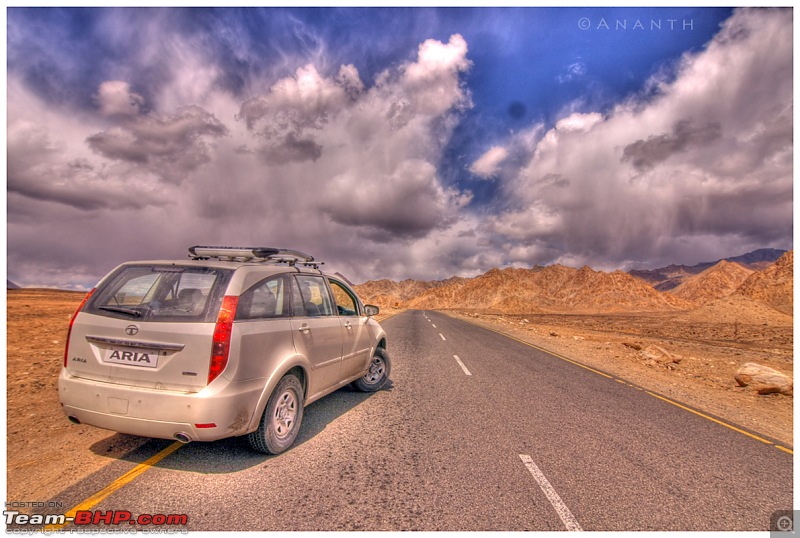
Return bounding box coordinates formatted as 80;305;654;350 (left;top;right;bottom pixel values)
85;265;233;323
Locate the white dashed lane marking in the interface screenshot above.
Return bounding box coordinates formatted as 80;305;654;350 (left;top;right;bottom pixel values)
439;333;446;341
453;355;472;376
519;455;583;531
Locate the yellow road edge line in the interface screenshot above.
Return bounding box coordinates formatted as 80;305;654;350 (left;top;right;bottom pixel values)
646;391;776;446
45;441;184;531
439;312;793;453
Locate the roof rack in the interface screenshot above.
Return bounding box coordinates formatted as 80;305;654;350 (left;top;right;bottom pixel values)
188;246;322;268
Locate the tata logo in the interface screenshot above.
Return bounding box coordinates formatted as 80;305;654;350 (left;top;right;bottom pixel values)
125;325;139;336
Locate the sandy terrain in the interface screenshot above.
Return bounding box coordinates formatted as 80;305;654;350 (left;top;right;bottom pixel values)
5;290;792;506
6;289;149;504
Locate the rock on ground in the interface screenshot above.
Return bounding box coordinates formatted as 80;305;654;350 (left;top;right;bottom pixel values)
735;363;793;395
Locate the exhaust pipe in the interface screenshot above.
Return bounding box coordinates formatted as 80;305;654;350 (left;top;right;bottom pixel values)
68;415;81;425
173;432;192;444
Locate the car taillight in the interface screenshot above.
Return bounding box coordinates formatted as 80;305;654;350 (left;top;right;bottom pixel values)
208;295;238;385
64;288;95;367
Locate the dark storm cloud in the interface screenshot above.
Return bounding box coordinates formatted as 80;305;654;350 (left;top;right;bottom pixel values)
86;105;229;184
321;162;462;239
256;134;323;165
8;173;165;212
622;120;722;171
7;120;166;212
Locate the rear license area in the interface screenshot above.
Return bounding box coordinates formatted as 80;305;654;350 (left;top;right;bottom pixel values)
102;346;161;369
71;317;214;391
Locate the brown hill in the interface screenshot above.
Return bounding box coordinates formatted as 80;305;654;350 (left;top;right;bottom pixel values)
356;251;793;316
404;264;693;314
354;277;465;308
734;251;793;315
669;260;754;305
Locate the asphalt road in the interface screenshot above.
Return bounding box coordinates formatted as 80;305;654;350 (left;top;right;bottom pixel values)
43;310;792;531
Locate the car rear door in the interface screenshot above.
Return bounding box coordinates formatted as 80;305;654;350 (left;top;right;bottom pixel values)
233;274;296;382
289;274;344;398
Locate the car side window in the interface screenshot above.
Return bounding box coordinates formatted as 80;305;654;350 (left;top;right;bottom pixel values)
236;275;288;320
329;280;359;316
294;275;334;317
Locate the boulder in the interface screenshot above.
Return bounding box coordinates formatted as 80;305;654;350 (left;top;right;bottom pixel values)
735;363;793;395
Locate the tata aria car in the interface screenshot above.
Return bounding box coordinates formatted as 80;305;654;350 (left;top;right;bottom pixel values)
59;246;390;454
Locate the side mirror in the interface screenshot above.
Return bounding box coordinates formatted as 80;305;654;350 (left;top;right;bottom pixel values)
364;305;380;317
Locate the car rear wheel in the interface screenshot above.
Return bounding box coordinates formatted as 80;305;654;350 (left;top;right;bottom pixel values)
248;374;304;454
353;348;391;392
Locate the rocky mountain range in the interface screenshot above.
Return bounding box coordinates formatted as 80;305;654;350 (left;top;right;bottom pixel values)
355;250;793;315
628;248;786;291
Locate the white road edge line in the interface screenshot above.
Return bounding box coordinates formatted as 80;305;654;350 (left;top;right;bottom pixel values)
519;454;583;532
439;333;446;341
453;355;472;376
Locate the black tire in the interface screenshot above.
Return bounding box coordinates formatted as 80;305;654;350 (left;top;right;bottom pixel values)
248;374;304;454
353;348;391;392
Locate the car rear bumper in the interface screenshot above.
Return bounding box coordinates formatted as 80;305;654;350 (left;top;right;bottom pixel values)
58;370;265;442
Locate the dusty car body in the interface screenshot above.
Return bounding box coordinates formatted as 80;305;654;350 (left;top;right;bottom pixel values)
59;246;390;454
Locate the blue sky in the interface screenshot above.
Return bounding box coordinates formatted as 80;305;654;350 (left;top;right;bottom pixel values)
6;7;793;288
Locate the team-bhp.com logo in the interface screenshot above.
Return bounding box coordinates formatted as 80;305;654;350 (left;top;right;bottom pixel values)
4;509;188;532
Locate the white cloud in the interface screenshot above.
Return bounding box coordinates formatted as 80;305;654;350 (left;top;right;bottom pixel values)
336;64;365;99
488;8;792;269
229;34;474;243
96;81;145;117
8;31;477;287
554;112;603;133
399;34;472;116
469;146;508;179
236;64;352;164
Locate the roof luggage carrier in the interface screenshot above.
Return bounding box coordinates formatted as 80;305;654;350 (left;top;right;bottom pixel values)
188;246;322;268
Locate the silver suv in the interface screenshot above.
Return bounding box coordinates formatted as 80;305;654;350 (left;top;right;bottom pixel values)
59;246;390;454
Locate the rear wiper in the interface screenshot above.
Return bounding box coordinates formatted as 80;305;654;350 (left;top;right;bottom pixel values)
98;305;143;318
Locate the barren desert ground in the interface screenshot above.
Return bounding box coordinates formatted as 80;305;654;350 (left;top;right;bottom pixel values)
5;289;792;504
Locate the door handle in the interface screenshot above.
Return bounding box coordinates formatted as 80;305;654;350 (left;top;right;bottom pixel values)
344;321;352;329
298;324;310;333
